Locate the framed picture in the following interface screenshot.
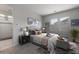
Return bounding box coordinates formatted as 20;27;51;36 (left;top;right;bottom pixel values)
27;17;40;25
27;17;34;25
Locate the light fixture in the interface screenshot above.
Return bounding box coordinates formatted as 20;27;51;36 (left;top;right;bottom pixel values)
25;32;29;36
50;18;58;25
23;27;27;32
42;27;45;30
42;27;46;33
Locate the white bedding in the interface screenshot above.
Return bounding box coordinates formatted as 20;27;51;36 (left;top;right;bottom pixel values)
31;33;58;45
31;33;47;45
47;36;78;54
31;33;78;54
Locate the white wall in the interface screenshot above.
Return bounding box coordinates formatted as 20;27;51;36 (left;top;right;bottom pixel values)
42;8;79;39
43;8;79;26
0;23;12;40
0;7;13;40
12;5;42;46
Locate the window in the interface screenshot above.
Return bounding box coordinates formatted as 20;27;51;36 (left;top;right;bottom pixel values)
60;17;69;22
50;18;58;25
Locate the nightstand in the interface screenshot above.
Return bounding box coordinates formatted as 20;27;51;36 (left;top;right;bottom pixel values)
19;35;30;45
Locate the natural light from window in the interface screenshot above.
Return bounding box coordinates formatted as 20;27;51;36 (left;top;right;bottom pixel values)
60;17;69;21
50;18;58;25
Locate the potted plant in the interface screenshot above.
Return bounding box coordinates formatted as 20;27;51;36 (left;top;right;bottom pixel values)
70;29;79;42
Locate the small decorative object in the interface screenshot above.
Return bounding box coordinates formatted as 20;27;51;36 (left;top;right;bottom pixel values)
70;29;79;42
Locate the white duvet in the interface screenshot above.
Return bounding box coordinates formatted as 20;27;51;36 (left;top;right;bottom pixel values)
31;33;47;45
47;34;60;53
47;34;78;54
31;33;78;54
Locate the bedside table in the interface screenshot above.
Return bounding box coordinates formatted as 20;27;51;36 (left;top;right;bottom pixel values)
19;35;30;45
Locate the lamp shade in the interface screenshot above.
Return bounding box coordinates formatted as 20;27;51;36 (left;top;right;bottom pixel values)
25;32;29;36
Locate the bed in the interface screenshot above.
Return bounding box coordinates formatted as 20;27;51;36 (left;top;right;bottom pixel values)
31;33;47;45
30;33;58;46
30;33;78;54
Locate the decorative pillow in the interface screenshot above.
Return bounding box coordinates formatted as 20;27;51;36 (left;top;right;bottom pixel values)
39;31;42;34
35;31;42;35
29;30;36;35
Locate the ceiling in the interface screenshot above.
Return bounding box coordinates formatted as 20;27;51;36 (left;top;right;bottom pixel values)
10;4;79;16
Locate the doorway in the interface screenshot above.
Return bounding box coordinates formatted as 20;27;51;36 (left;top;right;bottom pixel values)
0;5;14;51
0;15;14;51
